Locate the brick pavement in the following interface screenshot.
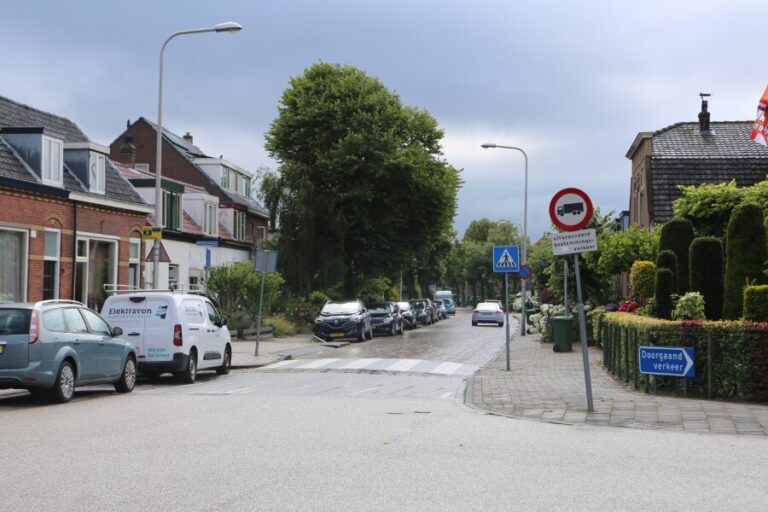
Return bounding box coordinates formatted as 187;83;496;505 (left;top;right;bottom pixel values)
467;329;768;436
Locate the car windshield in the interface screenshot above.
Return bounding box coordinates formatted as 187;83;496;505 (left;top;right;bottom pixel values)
0;308;31;334
321;303;359;315
477;303;500;311
367;303;390;314
397;302;410;310
410;300;426;309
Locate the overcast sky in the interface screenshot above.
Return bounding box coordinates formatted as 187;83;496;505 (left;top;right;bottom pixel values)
0;1;764;240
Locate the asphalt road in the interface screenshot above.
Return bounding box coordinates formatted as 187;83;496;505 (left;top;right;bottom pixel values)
1;310;766;511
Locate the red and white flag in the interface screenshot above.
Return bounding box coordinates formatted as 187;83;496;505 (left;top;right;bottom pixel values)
750;86;768;145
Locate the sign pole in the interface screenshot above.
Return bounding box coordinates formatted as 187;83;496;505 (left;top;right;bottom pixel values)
505;272;510;371
563;259;569;318
254;249;268;357
573;253;594;413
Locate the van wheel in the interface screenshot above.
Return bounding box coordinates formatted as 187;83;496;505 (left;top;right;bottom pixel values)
216;347;231;375
179;351;197;384
48;361;76;403
115;356;137;393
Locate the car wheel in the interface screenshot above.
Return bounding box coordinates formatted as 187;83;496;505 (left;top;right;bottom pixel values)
498;322;504;327
357;325;366;342
48;360;76;403
216;346;232;375
115;356;137;393
179;350;197;384
389;322;396;336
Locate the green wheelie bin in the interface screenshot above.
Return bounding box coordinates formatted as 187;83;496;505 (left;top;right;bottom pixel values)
551;316;574;352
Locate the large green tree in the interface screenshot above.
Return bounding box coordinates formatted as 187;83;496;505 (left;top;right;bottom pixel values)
264;63;461;296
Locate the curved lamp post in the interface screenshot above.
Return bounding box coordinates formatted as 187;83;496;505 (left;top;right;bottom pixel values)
152;22;243;288
481;143;528;337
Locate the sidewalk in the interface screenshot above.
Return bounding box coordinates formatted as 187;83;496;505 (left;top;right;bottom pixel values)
466;328;768;436
230;333;341;369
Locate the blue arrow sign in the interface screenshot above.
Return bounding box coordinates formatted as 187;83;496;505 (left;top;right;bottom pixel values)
638;346;695;378
492;245;520;273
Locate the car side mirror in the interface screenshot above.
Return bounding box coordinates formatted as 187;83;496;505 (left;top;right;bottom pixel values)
219;316;228;327
112;326;123;337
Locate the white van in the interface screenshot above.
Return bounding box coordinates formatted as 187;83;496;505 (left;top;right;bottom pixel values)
101;289;232;383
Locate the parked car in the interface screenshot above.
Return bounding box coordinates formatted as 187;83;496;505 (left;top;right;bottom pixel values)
366;302;404;336
397;301;418;329
472;302;505;327
409;299;434;326
312;300;372;342
101;290;231;383
426;299;440;323
441;298;456;315
0;300;137;402
433;299;448;320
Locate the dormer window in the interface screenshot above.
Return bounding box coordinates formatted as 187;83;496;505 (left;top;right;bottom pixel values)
203;202;218;236
89;152;106;194
42;136;63;186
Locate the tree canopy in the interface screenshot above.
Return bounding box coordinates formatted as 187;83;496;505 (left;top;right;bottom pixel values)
264;63;461;296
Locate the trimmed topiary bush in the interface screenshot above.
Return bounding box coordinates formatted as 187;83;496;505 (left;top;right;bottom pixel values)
659;219;695;294
655;250;678;294
630;260;655;302
672;292;706;320
689;237;724;320
654;268;674;320
723;203;767;319
744;285;768;322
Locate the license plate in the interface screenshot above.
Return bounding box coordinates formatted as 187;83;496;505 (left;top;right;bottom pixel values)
331;332;345;338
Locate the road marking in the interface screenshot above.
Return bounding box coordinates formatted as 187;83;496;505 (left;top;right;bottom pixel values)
386;359;422;372
341;358;380;369
441;392;453;399
296;358;340;369
353;386;380;395
432;362;462;375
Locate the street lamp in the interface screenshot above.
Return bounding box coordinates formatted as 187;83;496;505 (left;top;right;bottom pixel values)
152;22;243;288
481;142;529;337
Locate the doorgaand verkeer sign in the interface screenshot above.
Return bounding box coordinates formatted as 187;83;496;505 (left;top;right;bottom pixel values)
638;346;695;378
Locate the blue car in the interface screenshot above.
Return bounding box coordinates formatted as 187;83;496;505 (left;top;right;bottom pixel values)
0;300;137;403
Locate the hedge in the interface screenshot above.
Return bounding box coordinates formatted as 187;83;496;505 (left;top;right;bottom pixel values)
596;312;768;401
654;268;674;320
689;237;724;320
655;250;678;293
723;203;767;319
744;285;768;322
659;219;695;294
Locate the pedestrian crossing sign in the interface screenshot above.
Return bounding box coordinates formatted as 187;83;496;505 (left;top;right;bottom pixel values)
492;245;520;273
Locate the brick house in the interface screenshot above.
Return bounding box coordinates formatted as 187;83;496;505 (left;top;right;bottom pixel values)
114;162;252;288
0;95;153;309
626;96;768;227
109;118;269;272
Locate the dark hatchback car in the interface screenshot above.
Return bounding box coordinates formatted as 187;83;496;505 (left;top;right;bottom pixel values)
396;301;418;330
366;302;404;336
409;299;435;326
313;301;372;342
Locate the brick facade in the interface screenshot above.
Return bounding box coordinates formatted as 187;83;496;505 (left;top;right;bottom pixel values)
0;186;147;303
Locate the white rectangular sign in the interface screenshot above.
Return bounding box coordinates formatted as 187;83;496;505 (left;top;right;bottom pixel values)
551;228;598;255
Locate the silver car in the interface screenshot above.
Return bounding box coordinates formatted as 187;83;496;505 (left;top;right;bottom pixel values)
472;302;504;327
0;300;137;402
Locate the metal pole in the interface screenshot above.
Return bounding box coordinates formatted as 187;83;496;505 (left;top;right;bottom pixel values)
563;259;569;318
520;149;528;337
254;250;268;356
505;272;510;371
573;253;594;413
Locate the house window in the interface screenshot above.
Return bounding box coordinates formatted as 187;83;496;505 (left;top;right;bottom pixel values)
168;264;179;289
89;152;106;194
128;239;140;289
42;230;60;300
134;163;150;173
42;136;63;186
221;167;230;189
245;178;251;198
162;190;182;231
203;202;218;236
0;228;27;302
256;226;266;244
234;211;246;241
638;191;645;226
74;237;117;311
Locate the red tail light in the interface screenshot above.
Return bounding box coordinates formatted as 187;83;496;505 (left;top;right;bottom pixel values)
29;310;39;344
173;324;183;346
474;309;479;313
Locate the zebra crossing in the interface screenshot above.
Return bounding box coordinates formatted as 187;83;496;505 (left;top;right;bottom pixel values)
260;357;479;377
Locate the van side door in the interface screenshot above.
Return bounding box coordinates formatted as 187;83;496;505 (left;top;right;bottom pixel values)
180;299;206;365
203;301;224;368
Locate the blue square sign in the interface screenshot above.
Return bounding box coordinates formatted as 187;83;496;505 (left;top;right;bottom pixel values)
492;245;520;273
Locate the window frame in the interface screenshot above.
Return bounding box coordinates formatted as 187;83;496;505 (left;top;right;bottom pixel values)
88;152;106;194
43;229;61;300
234;211;246;241
0;226;29;302
41;136;63;186
128;238;140;289
203;202;218;236
162;190;183;231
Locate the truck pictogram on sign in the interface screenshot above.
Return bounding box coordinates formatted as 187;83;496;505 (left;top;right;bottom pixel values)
556;202;584;216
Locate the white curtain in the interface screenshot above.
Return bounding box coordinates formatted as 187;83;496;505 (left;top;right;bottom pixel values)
0;230;23;301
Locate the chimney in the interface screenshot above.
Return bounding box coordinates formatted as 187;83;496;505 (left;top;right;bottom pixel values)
698;93;711;133
183;132;193;144
119;135;136;166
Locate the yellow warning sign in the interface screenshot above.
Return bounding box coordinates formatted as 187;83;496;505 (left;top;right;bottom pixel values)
141;227;162;240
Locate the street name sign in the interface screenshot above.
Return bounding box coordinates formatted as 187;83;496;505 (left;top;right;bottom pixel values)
638;346;695;378
549;187;594;232
492;245;520;273
551;229;598;256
